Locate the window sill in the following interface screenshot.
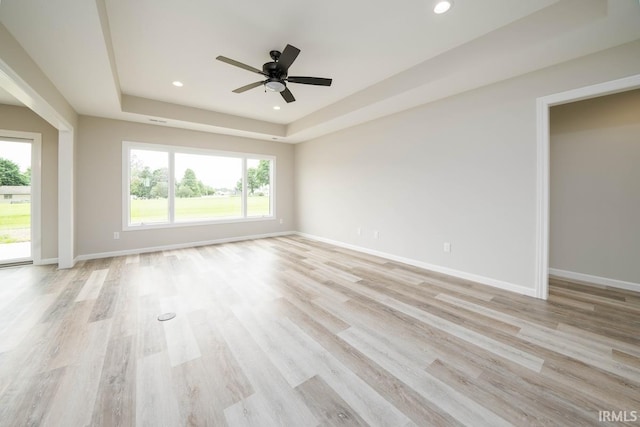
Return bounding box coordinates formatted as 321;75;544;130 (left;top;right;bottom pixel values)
123;216;276;232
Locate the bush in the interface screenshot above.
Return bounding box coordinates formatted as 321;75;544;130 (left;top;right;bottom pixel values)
177;184;194;198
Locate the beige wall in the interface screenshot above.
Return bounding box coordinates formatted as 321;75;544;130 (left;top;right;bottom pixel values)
76;116;294;256
294;41;640;293
550;89;640;284
0;104;59;259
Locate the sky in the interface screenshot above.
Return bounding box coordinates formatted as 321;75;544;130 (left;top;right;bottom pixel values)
0;140;31;171
175;152;242;188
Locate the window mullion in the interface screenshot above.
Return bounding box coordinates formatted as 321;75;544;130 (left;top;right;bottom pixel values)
168;150;175;223
126;145;132;226
270;159;274;218
242;157;248;218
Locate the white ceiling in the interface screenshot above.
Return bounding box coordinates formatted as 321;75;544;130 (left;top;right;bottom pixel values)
1;0;639;142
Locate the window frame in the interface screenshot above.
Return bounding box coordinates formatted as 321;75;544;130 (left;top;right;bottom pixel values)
122;141;276;231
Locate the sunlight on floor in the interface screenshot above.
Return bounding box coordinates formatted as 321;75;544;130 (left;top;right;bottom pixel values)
0;241;30;262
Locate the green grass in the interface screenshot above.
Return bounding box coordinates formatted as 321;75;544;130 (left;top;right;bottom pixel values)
131;196;270;223
0;203;31;230
0;234;22;244
0;197;271;232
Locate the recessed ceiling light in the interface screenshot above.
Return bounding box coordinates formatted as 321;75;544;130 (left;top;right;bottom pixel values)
172;81;184;87
434;1;452;14
273;106;281;110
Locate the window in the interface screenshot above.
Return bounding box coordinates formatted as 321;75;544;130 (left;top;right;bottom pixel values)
129;148;169;225
174;153;242;222
246;158;272;217
123;142;274;229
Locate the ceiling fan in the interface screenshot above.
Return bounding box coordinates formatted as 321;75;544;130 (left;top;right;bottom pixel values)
216;44;332;103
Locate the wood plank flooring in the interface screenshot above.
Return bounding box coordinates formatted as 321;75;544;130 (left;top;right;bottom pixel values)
0;235;639;426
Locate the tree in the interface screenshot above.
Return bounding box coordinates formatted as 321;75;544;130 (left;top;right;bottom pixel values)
130;166;168;199
130;166;153;199
236;161;270;195
149;167;169;199
247;168;259;195
176;184;194;198
0;158;29;186
255;160;270;187
152;167;169;188
23;167;32;184
178;168;202;197
150;182;168;198
201;183;215;196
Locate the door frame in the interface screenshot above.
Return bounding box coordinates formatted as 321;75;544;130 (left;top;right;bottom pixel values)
0;129;42;264
534;73;640;299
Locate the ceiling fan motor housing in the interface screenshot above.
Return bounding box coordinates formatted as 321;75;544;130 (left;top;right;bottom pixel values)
263;60;287;80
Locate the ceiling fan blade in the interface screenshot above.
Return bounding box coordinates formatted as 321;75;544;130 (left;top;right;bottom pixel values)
277;44;300;70
280;87;296;103
216;56;265;75
287;76;332;86
232;81;265;93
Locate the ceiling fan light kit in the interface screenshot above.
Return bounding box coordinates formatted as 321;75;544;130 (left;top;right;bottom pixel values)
265;80;286;93
216;44;332;103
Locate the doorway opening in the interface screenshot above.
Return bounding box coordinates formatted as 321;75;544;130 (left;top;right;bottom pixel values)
535;74;640;299
0;133;41;265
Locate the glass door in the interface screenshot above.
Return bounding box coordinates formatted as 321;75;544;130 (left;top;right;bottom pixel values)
0;138;32;264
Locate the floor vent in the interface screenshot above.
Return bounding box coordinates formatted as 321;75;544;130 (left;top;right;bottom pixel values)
157;312;177;321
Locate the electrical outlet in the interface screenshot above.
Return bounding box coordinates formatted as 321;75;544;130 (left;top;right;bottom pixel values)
114;232;120;240
373;230;379;239
279;218;284;225
357;227;362;236
444;242;451;253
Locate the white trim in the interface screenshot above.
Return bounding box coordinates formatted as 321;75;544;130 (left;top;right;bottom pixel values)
124;216;277;231
269;157;276;219
297;232;537;298
58;130;75;268
121;142;129;232
241;157;247;218
549;268;640;293
168;150;175;223
35;257;59;265
0;60;74;132
31;135;42;265
535;98;550;300
0;131;40;140
122;141;276;231
74;231;295;261
0;130;41;264
123;140;263;159
535;74;640;300
0;54;76;271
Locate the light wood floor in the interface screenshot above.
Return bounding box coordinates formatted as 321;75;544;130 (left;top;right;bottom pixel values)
0;236;639;426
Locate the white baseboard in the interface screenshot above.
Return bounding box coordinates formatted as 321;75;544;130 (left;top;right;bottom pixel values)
296;232;537;298
35;257;59;265
549;268;640;293
74;231;295;262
